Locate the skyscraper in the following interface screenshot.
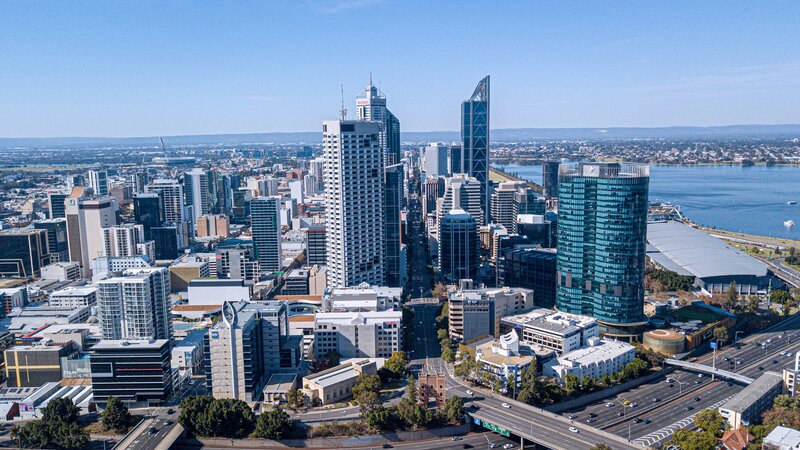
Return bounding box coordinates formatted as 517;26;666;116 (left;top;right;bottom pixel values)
490;182;521;231
0;229;51;279
133;193;162;240
183;168;211;225
146;178;188;248
305;223;326;266
33;219;69;263
250;197;282;273
323;120;385;288
87;170;109;196
97;267;172;341
356;80;402;287
461;76;490;224
555;162;650;339
102;224;146;258
438;174;483;225
47;190;68;219
424;143;449;178
438;209;480;283
542;161;561;199
65;194;119;277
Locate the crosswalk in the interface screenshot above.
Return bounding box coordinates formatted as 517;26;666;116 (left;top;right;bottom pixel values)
632;397;731;447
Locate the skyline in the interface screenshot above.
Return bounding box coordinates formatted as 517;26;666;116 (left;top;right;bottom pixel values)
1;1;799;137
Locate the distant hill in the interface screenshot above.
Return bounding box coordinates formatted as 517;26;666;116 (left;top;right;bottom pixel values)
2;124;799;148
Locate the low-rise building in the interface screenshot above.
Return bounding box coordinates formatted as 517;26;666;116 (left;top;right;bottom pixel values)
314;310;402;359
301;359;377;405
188;279;252;306
283;268;310;296
90;339;173;408
543;338;636;382
263;373;297;404
763;425;800;450
474;331;536;390
40;261;81;282
449;286;534;342
719;372;784;429
0;288;28;316
172;329;206;377
322;283;403;312
4;342;78;387
169;259;211;293
500;309;599;355
48;286;97;308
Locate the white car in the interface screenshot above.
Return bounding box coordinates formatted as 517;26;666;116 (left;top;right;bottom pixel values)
697;373;703;377
569;427;579;433
466;390;473;395
503;445;515;449
789;353;794;357
605;402;615;407
781;351;787;356
501;402;511;409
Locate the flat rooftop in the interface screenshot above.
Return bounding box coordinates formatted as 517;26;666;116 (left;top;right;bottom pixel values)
264;373;297;393
722;371;783;413
647;221;769;279
92;339;169;350
315;310;401;325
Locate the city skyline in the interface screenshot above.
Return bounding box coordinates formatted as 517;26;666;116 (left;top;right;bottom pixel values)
1;1;800;137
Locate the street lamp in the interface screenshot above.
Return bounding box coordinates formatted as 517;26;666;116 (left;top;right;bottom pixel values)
734;331;744;343
674;378;687;397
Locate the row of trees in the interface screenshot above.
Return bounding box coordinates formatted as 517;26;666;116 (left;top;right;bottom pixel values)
670;409;728;450
645;268;695;292
179;396;293;440
12;398;87;450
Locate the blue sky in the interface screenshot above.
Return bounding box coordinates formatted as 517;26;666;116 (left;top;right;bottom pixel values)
1;0;799;137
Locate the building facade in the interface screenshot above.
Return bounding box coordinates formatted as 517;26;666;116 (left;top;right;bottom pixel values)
90;339;173;408
438;209;480;284
250;196;282;273
461;76;490;224
97;267;172;341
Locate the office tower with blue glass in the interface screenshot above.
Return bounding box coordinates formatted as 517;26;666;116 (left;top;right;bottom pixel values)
461;76;490;224
555;162;649;340
438;209;480;283
250;196;282;273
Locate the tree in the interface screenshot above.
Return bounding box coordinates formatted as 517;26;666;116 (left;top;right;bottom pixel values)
254;408;292;439
443;396;465;424
384;351;409;377
433;283;449;301
364;406;396;430
623;358;649;380
590;445;612;450
713;326;729;345
441;345;455;363
13;421;52;450
693;409;727;437
178;396;254;438
564;374;580;394
42;397;80;424
774;394;800;410
353;374;383;414
582;375;596;392
762;407;800;431
671;428;718;450
771;289;792;305
747;295;760;313
48;422;89;450
101;396;134;432
437;328;449;341
286;387;304;410
727;281;739;309
310;351;341;373
406;375;418;404
13;416;88;450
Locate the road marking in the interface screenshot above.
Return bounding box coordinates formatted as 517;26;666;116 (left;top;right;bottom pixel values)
632;397;731;446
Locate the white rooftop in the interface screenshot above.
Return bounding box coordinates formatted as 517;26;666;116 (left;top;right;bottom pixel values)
314;310;401;326
556;339;634;366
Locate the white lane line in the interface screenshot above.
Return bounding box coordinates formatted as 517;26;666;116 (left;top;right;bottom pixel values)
632;397;731;446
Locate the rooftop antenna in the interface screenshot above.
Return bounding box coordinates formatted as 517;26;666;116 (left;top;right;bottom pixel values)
339;84;347;120
159;137;167;155
369;71;373;86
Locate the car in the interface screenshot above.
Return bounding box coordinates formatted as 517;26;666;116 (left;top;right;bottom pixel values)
605;402;615;407
685;406;694;411
631;402;638;407
781;351;787;356
617;411;624;417
633;418;642;423
669;383;674;388
727;382;733;387
666;377;675;383
735;345;741;349
167;408;174;414
148;427;157;435
789;353;793;357
465;390;473;395
622;400;631;406
490;445;500;449
568;414;577;419
652;397;659;403
694;380;702;384
588;412;597;418
382;445;393;449
501;402;511;409
586;418;596;423
758;366;765;370
643;419;651;424
569;427;579;433
697;373;703;378
768;339;773;343
503;445;515;449
774;360;779;364
463;445;473;449
695;397;701;402
452;436;462;441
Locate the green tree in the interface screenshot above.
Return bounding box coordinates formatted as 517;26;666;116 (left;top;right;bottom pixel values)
564;374;580;394
713;326;729;345
101;396;134;432
693;409;727;437
364;406;396;430
178;396;254;438
286;387;304;410
433;283;449;301
771;289;791;305
762;407;800;430
590;445;612;450
48;422;89;450
395;398;431;428
437;328;449;341
384;351;409;377
582;375;596;392
406;375;418;404
671;428;718;450
13;421;52;450
747;295;761;313
623;358;649;380
353;374;383;414
726;281;739;309
42;397;80;424
774;394;800;410
254;408;292;439
442;396;464;424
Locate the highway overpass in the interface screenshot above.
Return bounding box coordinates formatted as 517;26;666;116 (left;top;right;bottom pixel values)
664;359;755;384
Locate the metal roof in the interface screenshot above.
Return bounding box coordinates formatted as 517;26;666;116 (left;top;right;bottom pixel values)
647;221;769;279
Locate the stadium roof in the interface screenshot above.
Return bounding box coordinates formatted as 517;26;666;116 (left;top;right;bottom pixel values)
646;221;769;279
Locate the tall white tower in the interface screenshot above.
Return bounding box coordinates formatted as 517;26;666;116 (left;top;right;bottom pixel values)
323;120;385;288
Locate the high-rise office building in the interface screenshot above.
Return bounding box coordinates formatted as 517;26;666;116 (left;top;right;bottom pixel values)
438;209;480;283
461;76;490;224
449;144;463;175
499;247;558;308
250;197;282;273
438;174;483;225
356;81;402;288
232;188;252;223
555;162;649;339
184;168;211;224
133;193;162;240
422;177;445;219
132;171;148;194
424;143;449;178
309;158;325;192
47;190;68;219
217;247;260;282
323;120;385;288
196;214;230;238
87;170;109;196
305;223;326;266
0;229;51;279
146;179;187;248
33;219;69;263
97;267;172;341
542;161;561;199
65;194;119;277
514;188;546;217
151;226;180;260
204;301;293;401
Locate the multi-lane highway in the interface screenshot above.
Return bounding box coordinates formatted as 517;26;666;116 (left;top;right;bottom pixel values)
562;311;800;446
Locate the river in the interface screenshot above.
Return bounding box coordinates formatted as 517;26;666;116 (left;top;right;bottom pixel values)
494;164;800;240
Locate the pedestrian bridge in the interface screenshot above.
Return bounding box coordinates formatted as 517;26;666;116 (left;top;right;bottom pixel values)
664;359;755;384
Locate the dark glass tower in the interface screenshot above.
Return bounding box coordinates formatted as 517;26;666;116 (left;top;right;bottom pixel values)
133;193;163;240
438;209;480;283
461;76;490;224
555;162;649;339
542;161;561;199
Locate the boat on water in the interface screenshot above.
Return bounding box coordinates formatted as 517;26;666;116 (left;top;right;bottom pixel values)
785;220;795;227
789;201;798;205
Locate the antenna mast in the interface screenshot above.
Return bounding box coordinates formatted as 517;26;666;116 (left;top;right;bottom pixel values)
339;84;347;120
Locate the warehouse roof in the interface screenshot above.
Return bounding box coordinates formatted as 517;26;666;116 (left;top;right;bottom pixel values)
646;221;769;279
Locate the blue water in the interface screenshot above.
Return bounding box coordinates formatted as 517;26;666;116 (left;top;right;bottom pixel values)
495;164;800;240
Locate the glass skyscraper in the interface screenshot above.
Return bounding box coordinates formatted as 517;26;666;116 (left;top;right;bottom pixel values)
461;76;490;224
555;162;650;340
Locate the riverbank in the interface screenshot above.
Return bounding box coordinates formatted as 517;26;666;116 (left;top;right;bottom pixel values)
695;225;800;250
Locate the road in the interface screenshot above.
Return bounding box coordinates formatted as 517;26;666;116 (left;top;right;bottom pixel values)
406;194;434;300
562;311;800;446
119;407;181;450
